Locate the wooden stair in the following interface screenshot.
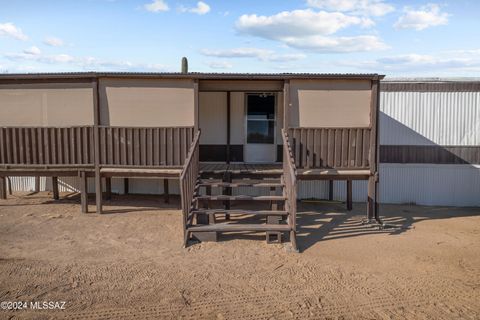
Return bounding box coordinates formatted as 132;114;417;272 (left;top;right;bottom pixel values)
191;209;287;216
188;223;291;232
184;170;292;247
198;181;283;188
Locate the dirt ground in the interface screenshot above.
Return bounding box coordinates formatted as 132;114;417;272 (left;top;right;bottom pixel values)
0;192;479;320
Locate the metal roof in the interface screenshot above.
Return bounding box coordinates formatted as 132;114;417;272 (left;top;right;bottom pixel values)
0;72;384;81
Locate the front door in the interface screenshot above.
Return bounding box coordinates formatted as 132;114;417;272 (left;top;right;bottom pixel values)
244;93;276;163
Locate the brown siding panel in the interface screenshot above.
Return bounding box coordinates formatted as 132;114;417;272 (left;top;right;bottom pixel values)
380;145;480;164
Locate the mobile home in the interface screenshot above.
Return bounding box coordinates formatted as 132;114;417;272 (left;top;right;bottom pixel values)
0;72;383;249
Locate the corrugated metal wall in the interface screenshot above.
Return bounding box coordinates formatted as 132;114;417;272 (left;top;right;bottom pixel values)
380;90;480;145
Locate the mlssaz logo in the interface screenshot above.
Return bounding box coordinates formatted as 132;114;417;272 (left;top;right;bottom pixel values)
30;301;66;310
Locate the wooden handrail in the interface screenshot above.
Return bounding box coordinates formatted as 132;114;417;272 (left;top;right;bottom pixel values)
282;129;297;249
288;127;372;170
180;130;201;245
98;126;194;167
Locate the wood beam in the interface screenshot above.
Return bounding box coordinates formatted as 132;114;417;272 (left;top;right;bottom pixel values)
124;178;129;194
0;177;6;199
93;78;102;213
79;171;88;213
369;80;379;174
164;179;169;203
328;180;333;201
226;91;231;164
52;176;59;200
283;80;290;129
105;177;112;200
194;79;199;132
346;180;352;211
367;175;375;220
34;176;40;193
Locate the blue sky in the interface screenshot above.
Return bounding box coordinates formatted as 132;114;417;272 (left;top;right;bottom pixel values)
1;0;479;77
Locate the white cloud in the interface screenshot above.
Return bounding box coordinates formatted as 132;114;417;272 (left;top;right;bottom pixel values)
0;22;28;40
394;4;449;30
336;50;480;75
306;0;394;16
281;34;388;52
207;61;233;69
268;53;307;62
3;49;169;72
201;47;306;62
144;0;169;12
5;52;74;64
23;46;42;56
43;36;64;47
180;1;210;15
234;9;386;53
201;47;271;58
236;9;373;38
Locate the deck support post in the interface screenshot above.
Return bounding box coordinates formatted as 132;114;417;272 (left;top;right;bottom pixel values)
374;175;380;222
223;171;231;220
34;176;40;193
367;175;376;221
328;180;333;201
79;171;88;213
267;186;281;243
95;175;103;213
226;91;231;164
163;179;169;203
52;176;59;200
124;178;129;195
93;78;102;214
0;177;7;199
346;180;352;211
193;184;217;242
105;177;112;200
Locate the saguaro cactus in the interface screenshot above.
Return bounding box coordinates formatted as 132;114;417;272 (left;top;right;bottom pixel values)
181;57;188;73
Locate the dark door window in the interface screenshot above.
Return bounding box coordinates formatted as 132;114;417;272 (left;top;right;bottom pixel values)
246;94;275;144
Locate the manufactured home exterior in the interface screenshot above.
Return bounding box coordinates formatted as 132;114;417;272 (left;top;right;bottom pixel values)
2;76;478;207
0;72;382;248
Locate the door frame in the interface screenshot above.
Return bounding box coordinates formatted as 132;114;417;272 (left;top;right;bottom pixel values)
243;92;277;163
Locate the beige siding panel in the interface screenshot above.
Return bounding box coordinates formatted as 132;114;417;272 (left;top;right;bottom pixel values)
230;92;245;145
199;80;283;92
0;83;94;126
100;78;194;126
290;79;372;128
199;92;227;144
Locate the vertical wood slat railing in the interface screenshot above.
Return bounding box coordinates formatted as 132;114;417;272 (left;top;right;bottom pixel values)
288;127;371;169
282;129;297;250
0;126;95;166
98;126;194;167
180;130;201;245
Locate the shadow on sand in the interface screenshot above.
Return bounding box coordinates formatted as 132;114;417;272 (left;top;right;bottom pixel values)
2;192;479;252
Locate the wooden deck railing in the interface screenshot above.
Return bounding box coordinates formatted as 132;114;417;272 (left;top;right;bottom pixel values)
282;129;297;250
99;126;194;167
180;130;201;244
288;127;371;169
0;126;94;166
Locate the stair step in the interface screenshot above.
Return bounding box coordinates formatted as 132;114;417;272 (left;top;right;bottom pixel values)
188;223;291;233
196;195;286;201
199;182;283;188
192;209;287;216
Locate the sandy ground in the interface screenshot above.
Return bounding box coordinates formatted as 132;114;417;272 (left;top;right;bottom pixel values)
0;192;479;320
